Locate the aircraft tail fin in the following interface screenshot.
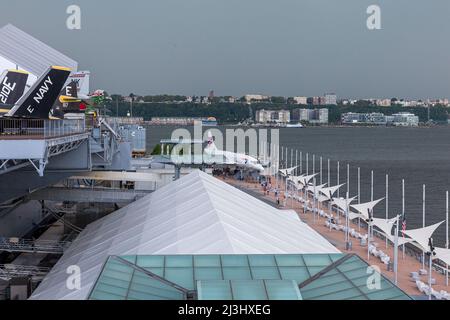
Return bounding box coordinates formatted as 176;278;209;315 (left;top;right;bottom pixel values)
205;131;218;153
7;66;71;119
69;71;90;97
0;69;29;105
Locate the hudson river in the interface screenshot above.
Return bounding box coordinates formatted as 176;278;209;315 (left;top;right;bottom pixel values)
147;126;450;245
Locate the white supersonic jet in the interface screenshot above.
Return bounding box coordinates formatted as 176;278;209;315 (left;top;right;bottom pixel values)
204;131;265;173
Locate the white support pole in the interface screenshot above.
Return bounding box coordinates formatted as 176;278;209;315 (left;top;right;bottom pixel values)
371;170;374;202
313;177;317;224
394;215;399;285
422;184;426;271
347;164;350;196
306;153;309;175
281;147;284;169
358;167;361;231
300;151;303;174
295;150;298;176
429;252;433;300
337;161;340;198
446;190;449;287
313;154;315;175
290;149;293;169
371;170;374;240
402;179;405;259
386;174;389;249
320;157;323;185
327;159;330;187
345;191;350;246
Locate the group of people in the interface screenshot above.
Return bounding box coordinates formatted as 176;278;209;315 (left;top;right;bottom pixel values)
260;178;285;206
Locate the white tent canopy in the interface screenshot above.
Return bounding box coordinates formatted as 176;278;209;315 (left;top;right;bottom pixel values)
30;170;339;300
298;173;318;186
402;221;445;252
319;184;345;200
372;217;397;238
288;175;305;184
372;216;414;247
306;183;327;196
350;198;384;220
434;247;450;265
279;166;298;177
332;196;357;212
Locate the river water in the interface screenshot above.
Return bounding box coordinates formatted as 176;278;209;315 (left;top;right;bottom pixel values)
146;126;450;246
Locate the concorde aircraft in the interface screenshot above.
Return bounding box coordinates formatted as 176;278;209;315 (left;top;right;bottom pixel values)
204;131;265;173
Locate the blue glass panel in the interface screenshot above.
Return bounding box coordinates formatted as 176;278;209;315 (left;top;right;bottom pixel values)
194;267;223;281
197;280;232;300
251;267;281;280
165;255;193;268
248;255;277;267
194;255;221;267
302;254;332;267
275;255;305;267
222;267;252;280
265;280;302;300
164;267;194;290
136;255;165;268
221;255;249;267
231;280;268;300
279;267;310;284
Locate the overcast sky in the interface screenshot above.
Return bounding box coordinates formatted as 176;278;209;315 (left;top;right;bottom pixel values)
1;0;449;99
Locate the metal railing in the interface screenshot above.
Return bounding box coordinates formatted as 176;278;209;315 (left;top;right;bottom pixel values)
0;119;86;139
0;237;71;254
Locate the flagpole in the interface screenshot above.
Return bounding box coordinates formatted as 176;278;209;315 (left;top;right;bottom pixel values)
386;174;389;249
422;184;426;271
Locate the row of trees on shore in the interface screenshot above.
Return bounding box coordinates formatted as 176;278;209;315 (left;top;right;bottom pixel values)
104;100;449;124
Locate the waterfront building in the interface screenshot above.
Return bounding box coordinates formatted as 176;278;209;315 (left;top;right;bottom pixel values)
293;96;308;105
341;112;386;125
376;99;392;107
255;109;290;124
386;112;419;127
293;108;328;124
324;93;337;105
244;94;270;103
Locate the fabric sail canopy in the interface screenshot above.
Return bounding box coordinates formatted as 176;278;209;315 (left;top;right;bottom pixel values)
319;184;345;199
350;198;384;220
401;221;445;252
279;166;298;177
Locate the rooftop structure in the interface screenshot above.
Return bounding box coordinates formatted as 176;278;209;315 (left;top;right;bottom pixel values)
30;170;338;300
87;253;411;300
